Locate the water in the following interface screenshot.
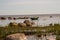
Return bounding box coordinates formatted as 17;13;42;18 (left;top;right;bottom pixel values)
0;16;60;26
26;35;56;40
6;33;56;40
0;15;58;40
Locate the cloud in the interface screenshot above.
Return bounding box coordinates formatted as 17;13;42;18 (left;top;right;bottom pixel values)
3;0;60;6
0;0;60;15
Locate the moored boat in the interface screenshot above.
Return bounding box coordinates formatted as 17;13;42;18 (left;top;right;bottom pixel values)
30;17;39;20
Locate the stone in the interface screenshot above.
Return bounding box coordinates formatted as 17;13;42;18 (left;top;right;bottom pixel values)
5;33;27;40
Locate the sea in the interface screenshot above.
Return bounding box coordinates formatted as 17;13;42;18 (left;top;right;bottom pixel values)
0;14;59;40
0;14;60;27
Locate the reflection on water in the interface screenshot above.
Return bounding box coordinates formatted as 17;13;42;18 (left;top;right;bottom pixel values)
0;15;58;40
6;33;56;40
0;16;60;26
26;35;56;40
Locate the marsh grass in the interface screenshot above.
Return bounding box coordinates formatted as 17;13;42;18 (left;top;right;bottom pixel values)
0;24;60;40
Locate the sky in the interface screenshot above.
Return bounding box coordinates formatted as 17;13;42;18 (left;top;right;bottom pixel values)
0;0;60;15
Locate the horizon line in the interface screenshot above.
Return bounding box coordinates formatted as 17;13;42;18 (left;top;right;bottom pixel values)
0;14;60;16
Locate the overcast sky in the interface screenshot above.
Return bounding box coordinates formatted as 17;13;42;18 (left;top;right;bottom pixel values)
0;0;60;15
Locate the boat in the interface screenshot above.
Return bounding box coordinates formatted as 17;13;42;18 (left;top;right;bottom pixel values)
30;17;39;20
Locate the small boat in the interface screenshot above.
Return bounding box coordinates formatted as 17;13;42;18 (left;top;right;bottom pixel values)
30;17;39;20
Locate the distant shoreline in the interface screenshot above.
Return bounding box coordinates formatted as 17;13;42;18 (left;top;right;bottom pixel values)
0;14;60;17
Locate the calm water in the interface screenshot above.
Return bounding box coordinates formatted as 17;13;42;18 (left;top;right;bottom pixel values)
0;15;57;40
26;35;56;40
0;16;60;26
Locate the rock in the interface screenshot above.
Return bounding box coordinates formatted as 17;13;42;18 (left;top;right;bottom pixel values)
18;23;26;27
24;20;32;27
8;17;12;20
9;22;18;26
31;22;35;25
5;33;27;40
0;17;6;20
